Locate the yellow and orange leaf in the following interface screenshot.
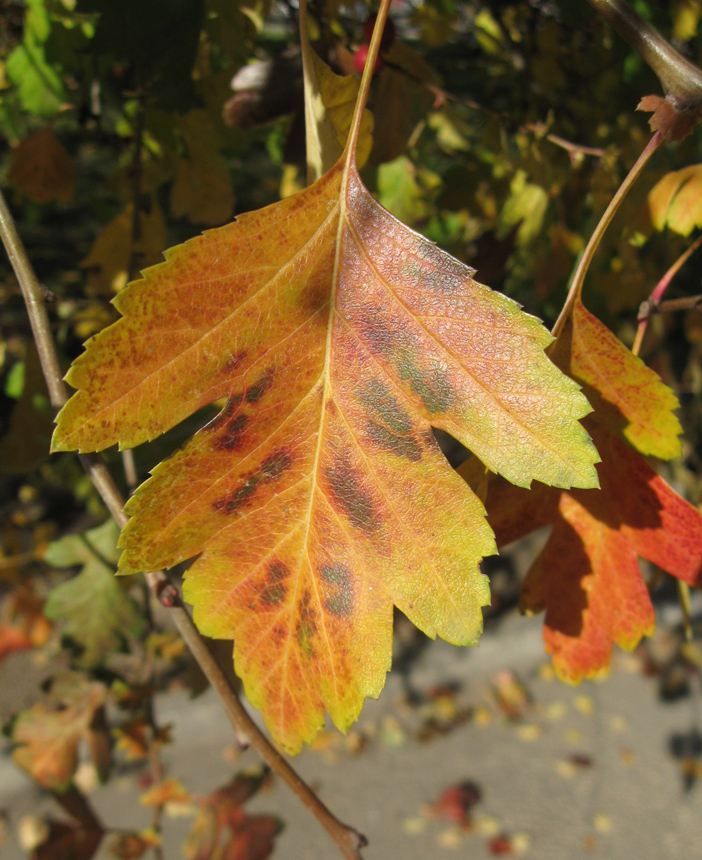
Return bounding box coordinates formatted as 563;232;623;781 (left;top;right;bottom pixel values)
468;425;702;682
549;295;682;459
461;297;702;682
12;672;106;792
52;16;598;753
648;163;702;235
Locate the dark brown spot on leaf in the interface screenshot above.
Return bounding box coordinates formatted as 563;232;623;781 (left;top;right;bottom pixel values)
320;563;354;618
246;367;274;404
221;350;247;374
214;413;249;451
325;455;379;533
212;473;260;513
260;449;292;481
260;561;289;606
367;421;422;461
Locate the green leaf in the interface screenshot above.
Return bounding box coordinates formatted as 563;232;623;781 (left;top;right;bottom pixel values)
377;156;430;226
6;0;66;119
44;520;145;666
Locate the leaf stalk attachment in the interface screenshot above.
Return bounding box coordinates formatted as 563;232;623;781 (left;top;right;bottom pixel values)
552;130;662;336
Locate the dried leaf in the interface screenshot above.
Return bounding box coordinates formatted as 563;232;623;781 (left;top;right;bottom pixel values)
12;672;107;791
0;623;33;662
140;778;190;808
184;772;282;860
44;520;145;667
32;822;102;860
638;95;702;143
54;54;598;752
8;127;74;203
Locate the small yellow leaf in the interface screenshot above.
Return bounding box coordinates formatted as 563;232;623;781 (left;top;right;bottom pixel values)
81;201;167;296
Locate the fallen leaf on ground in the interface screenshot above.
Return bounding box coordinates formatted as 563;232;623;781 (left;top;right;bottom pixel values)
184;771;281;860
12;671;107;792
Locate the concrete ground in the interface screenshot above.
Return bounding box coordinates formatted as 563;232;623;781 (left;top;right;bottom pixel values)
2;598;702;860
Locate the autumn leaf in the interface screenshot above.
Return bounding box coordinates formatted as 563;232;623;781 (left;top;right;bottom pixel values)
549;295;682;459
461;297;702;682
12;671;107;791
183;771;282;860
8;127;75;203
81;201;167;295
32;821;102;860
53;13;598;753
44;519;145;667
648;163;702;236
0;623;34;662
170;110;234;226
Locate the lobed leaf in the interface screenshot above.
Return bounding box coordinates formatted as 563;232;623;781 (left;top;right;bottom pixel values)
44;520;145;667
12;672;106;792
466;425;702;682
549;295;682;459
460;297;700;681
54;102;598;752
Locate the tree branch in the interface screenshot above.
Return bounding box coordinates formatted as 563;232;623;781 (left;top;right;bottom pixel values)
586;0;702;109
0;187;367;860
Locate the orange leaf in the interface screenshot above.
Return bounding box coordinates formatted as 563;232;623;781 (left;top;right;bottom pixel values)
638;95;702;143
473;426;702;683
0;622;33;662
184;773;281;860
53;33;598;752
549;295;682;459
12;672;107;792
461;297;701;682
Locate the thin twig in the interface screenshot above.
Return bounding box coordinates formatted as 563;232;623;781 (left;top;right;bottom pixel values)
629;235;702;644
425;84;607;159
552;130;663;336
0;187;367;860
633;234;702;355
586;0;702;110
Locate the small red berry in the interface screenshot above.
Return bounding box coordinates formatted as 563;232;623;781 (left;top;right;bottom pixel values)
353;43;382;75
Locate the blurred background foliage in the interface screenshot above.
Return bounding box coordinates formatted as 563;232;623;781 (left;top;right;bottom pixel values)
1;1;702;853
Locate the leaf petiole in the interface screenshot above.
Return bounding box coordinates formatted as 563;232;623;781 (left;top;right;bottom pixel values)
552;130;663;336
